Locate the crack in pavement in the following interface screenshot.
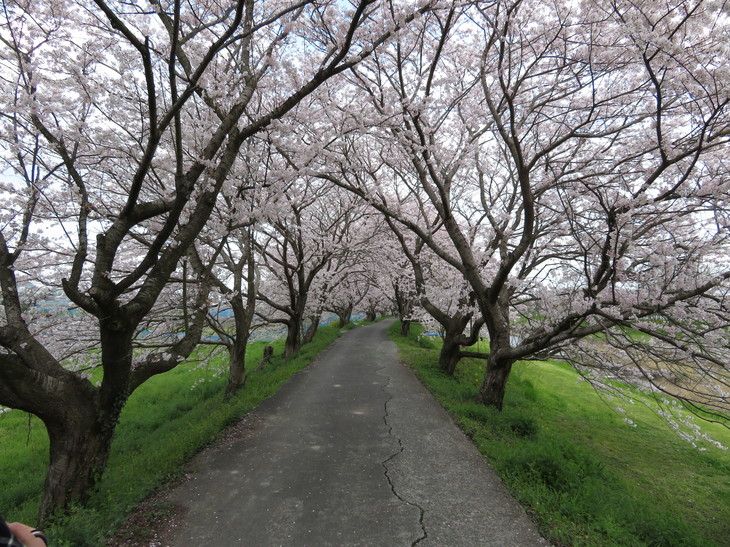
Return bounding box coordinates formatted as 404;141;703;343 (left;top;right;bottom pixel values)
380;369;428;546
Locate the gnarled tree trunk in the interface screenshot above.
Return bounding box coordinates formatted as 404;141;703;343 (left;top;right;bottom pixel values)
225;323;250;397
477;354;514;410
336;302;353;327
284;314;303;358
302;314;321;345
33;320;135;521
435;313;478;376
438;331;463;376
399;319;411;337
40;403;117;520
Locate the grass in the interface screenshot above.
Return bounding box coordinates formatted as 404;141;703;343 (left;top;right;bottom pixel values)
0;323;345;546
391;322;730;547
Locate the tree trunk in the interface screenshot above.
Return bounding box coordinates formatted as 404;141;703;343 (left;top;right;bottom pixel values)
433;313;476;376
365;309;376;322
225;337;248;397
225;289;255;398
438;333;462;376
284;316;302;358
39;409;116;522
37;315;138;520
36;296;211;519
228;230;258;396
0;363;116;524
336;303;353;327
302;314;320;345
400;319;411;337
477;355;514;410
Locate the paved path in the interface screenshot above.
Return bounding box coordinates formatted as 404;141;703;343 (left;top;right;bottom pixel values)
162;320;548;546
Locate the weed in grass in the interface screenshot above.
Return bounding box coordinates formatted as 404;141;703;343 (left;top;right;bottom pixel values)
505;438;607;494
506;414;539;439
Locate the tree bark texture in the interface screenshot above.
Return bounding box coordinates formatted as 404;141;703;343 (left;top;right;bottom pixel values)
284;317;302;358
40;406;117;521
477;355;514;410
336;303;353;327
225;336;248;397
303;314;321;345
438;332;463;376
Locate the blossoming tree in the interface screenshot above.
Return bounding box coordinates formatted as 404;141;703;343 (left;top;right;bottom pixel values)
309;0;730;430
0;0;432;519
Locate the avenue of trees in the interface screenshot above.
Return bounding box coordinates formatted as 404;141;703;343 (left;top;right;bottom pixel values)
1;0;728;522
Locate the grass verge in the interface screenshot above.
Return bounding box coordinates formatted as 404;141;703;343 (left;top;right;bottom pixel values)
0;323;344;546
389;321;730;547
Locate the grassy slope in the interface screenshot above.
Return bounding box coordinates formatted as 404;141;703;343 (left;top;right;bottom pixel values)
0;323;344;546
390;321;730;547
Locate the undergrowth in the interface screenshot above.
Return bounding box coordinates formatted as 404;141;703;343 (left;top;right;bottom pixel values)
390;321;730;547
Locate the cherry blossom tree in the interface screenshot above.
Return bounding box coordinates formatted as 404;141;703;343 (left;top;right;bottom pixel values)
310;0;730;430
388;215;485;374
253;173;377;355
181;135;282;397
324;269;368;327
281;184;383;339
319;205;387;327
361;283;389;321
189;213;258;398
337;223;400;322
0;0;432;519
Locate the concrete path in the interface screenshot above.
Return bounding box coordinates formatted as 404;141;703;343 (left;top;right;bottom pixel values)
161;320;548;546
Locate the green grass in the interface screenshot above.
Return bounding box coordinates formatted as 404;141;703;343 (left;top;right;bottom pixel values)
0;324;343;546
391;322;730;547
